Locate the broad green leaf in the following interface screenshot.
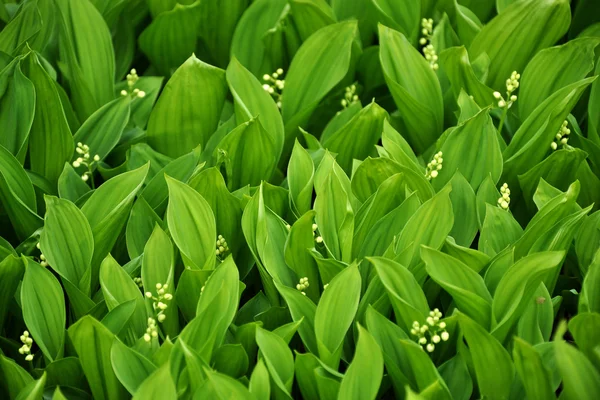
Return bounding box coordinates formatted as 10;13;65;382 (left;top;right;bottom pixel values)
314;264;361;369
492;251;564;342
457;313;514;400
569;312;600;371
446;171;479;247
580;250;600;313
230;0;288;76
438;354;474;400
256;326;294;397
322;102;387;173
22;51;73;185
337;325;383;400
0;144;42;240
519;37;599;119
314;165;354;262
227;57;284;161
132;364;176;400
469;0;571;90
55;0;115;120
40;196;93;294
288;140;315;217
274;280;318;355
0;57;35;159
368;257;429;333
282;21;358;150
479;204;523;257
213;118;277;190
0;2;41;55
57;163;91;203
513;338;555;400
371;0;419;43
139;2;202;75
72;96;131;163
249;358;271;400
142;225;178;338
379;24;444;153
555;341;600;400
394;185;454;268
0;255;24;333
15;371;46;400
195;368;256;399
21;258;66;362
435;108;503;191
289;0;336;41
110;339;157;395
69;316;128;400
146;54;227;158
99;255;147;343
82;164;149;288
166;176;216;270
0;353;33;399
125;197;162;259
439;46;495;109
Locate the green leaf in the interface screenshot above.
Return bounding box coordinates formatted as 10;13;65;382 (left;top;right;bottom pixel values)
231;0;288;76
288;140;315;217
41;196;93;294
446;171;479;247
99;255;147;343
274;280;318;355
82;163;149;287
139;2;202;76
379;24;444;153
227;57;284;162
322;102;388;173
282;21;358;150
21;258;66;362
195;368;256;400
0;353;33;399
69;316;128;400
146;54;227;158
457;312;514;400
141;225;178;338
22;51;74;185
569;312;600;371
213;118;277;190
314;264;361;369
580;250;600;313
125;197;162;260
0;2;41;55
435;108;503;191
289;0;336;41
0;255;24;333
249;358;271;400
555;341;600;400
479;204;523;257
438;46;495;109
110;339;157;395
368;257;429;335
492;251;564;342
132;364;177;400
422;247;493;328
55;0;115;120
72;96;131;163
166;176;216;270
371;0;420;43
519;37;599;119
0;57;35;159
15;371;46;400
337;325;383;400
57;163;91;203
469;0;571;90
255;326;294;397
0;144;42;240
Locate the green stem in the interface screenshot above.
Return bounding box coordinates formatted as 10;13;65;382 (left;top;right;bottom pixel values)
497;106;509;142
88;164;95;189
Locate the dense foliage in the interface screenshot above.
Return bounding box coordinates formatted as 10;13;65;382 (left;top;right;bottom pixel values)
1;0;600;399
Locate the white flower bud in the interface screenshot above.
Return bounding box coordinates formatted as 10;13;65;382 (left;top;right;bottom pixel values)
158;314;166;322
120;90;128;96
441;331;449;341
144;333;151;342
493;91;502;99
315;236;323;244
25;355;33;361
145;292;152;298
432;335;441;343
81;175;89;182
426;343;435;352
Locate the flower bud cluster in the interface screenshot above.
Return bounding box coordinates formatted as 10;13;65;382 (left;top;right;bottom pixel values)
296;277;309;295
36;242;48;267
120;68;146;98
133;277;143;288
497;183;510;210
312;223;323;244
72;142;100;183
419;19;438;70
18;331;34;361
425;151;443;181
551;120;570;150
143;318;157;342
145;283;173;323
262;68;284;109
410;309;449;353
341;84;359;109
493;71;520;109
215;234;229;258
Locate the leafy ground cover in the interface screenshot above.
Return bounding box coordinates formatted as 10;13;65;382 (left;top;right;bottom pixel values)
1;0;600;399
